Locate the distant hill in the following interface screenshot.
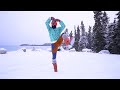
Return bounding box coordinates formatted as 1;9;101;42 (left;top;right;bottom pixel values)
20;44;30;46
20;43;51;46
41;43;51;46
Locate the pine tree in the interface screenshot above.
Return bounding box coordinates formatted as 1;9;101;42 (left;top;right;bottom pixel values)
107;19;117;53
69;31;73;38
81;21;85;36
79;21;87;49
92;11;106;53
85;32;89;48
74;25;77;41
77;25;80;40
73;26;77;49
69;30;73;43
74;25;81;51
112;11;120;54
87;26;92;49
102;11;109;49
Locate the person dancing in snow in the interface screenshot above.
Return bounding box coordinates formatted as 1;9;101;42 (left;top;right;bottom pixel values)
45;17;67;72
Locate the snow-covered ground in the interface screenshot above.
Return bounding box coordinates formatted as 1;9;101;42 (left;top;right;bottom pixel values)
0;48;120;79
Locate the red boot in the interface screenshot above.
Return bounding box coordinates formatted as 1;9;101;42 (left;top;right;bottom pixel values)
53;63;58;72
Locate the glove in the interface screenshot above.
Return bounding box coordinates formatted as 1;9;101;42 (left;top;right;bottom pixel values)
55;19;60;22
51;17;55;20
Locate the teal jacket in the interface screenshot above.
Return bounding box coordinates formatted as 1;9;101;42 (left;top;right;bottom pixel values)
45;17;65;42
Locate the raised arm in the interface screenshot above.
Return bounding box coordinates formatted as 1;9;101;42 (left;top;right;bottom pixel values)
45;17;51;30
59;20;66;31
55;19;65;31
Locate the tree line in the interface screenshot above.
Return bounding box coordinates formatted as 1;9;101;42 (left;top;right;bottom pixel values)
68;11;120;54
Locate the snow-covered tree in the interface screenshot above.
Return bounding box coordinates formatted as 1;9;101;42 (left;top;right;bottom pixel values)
101;11;109;49
109;11;120;54
92;11;106;53
69;31;73;38
74;25;81;51
79;21;88;49
79;34;88;49
81;21;85;36
87;26;92;49
107;19;117;53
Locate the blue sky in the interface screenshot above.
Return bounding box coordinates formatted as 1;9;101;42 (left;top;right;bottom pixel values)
0;11;118;45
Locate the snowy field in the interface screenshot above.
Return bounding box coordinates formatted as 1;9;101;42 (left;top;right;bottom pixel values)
0;49;120;79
